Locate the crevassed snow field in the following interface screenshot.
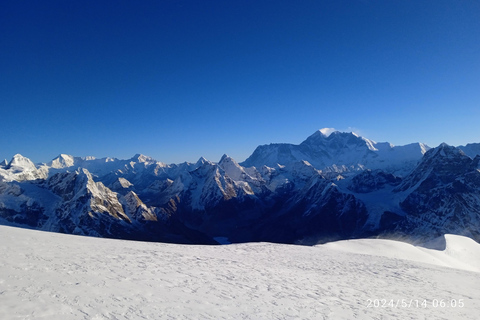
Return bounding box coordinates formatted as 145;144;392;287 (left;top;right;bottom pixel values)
0;226;479;320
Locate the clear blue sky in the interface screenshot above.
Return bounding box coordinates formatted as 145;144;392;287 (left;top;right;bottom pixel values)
1;0;479;164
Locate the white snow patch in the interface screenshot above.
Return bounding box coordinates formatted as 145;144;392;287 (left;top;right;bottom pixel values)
319;127;336;136
321;234;480;273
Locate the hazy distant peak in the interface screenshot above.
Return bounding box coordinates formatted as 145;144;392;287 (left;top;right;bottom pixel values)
131;154;154;163
458;143;480;159
50;154;75;169
195;156;210;167
219;154;239;165
219;154;230;162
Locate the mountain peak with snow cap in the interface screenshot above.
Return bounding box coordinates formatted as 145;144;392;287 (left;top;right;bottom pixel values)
7;154;37;171
218;154;250;182
242;129;429;174
428;143;466;159
319;128;337;137
131;154;155;164
301;129;377;152
395;143;473;192
219;154;231;163
50;154;75;169
311;128;362;139
195;156;212;167
219;154;242;167
0;154;48;182
304;128;340;142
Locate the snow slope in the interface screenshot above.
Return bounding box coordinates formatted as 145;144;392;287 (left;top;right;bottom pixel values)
322;234;480;273
0;226;478;320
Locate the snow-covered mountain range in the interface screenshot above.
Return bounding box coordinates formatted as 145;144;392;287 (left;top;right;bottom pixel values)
1;129;479;244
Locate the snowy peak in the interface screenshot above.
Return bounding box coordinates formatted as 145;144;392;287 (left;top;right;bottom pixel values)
301;129;375;151
242;129;429;175
218;154;241;174
304;129;335;142
50;154;75;169
0;154;48;182
300;129;334;146
423;143;469;165
7;154;37;171
187;162;238;209
219;154;229;161
130;154;155;164
195;156;211;167
192;157;217;175
396;143;474;192
302;129;359;144
319;127;336;137
395;143;480;241
76;168;131;222
218;154;263;192
218;154;242;170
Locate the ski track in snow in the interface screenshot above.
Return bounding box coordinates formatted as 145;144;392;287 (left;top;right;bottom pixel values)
0;226;479;320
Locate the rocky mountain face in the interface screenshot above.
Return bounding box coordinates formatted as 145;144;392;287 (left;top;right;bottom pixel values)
394;144;480;240
1;130;479;244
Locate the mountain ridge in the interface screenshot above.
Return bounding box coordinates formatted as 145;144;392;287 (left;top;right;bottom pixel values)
241;130;430;176
1;129;479;245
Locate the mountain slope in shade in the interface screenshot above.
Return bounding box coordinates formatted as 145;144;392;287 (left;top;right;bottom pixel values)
394;144;480;240
459;143;480;159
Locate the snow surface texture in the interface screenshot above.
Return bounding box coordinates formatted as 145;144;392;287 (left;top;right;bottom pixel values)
1;226;479;320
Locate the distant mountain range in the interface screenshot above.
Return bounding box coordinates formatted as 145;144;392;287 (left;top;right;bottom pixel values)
1;129;479;244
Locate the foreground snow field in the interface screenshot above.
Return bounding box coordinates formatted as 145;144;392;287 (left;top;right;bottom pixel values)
0;226;479;319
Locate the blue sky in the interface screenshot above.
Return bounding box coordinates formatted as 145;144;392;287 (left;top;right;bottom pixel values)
1;0;479;164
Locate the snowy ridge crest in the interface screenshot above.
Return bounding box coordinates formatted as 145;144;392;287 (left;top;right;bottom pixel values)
242;129;430;175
